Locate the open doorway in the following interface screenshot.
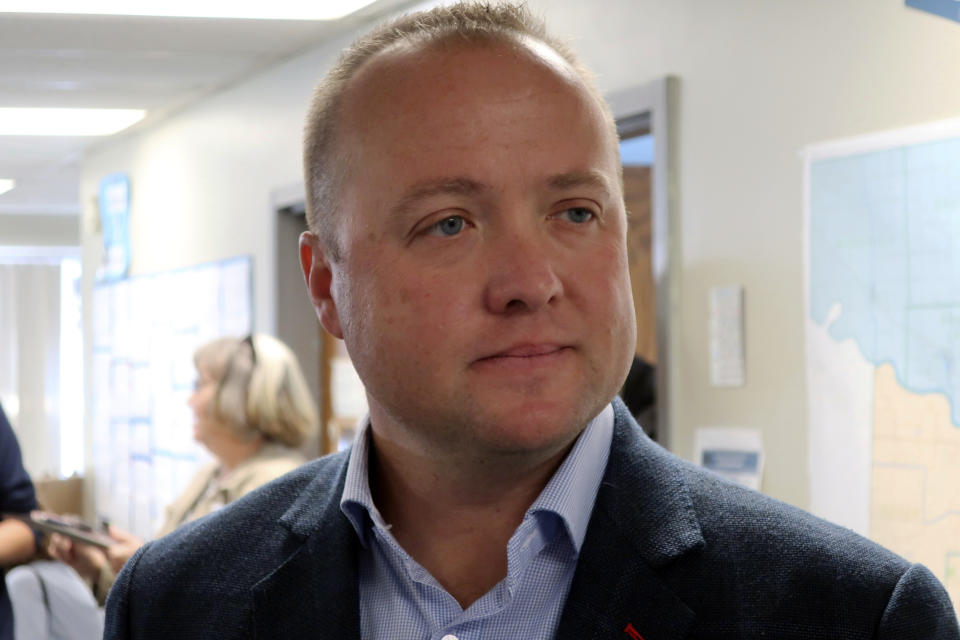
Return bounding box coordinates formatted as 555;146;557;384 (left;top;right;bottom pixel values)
272;186;326;458
273;185;368;457
622;130;656;364
609;77;678;448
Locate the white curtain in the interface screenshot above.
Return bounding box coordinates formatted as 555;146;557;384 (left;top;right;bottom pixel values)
0;262;62;478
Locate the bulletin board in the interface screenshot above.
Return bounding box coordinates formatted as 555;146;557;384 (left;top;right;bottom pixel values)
91;256;252;539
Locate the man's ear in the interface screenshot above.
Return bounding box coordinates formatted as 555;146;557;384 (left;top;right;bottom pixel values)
299;231;344;339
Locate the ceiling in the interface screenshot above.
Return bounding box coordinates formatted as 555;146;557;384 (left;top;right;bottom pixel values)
0;1;420;218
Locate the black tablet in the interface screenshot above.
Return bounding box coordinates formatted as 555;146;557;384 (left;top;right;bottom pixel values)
3;511;115;549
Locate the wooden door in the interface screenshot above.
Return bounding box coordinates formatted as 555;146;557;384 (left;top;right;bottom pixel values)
623;164;656;364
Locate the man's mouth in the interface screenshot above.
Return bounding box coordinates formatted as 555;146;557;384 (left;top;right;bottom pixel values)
475;343;572;364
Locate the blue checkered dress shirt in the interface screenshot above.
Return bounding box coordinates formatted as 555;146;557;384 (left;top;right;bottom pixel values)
340;405;614;640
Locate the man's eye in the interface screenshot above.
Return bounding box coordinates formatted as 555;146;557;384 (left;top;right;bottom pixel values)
429;215;466;236
561;207;595;223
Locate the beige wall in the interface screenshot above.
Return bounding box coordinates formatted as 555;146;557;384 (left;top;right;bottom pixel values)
0;214;79;246
80;0;960;510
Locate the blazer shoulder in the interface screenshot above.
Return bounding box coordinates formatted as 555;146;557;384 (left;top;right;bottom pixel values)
609;399;910;579
673;457;958;632
153;450;349;558
680;460;908;576
878;564;960;639
599;401;955;634
108;452;351;635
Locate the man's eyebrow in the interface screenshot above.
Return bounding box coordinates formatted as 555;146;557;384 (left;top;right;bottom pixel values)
546;170;614;193
391;177;486;216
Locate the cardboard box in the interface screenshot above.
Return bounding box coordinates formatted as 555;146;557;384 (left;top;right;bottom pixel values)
34;474;84;516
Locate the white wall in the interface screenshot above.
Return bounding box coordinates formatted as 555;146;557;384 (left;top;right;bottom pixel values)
79;29;356;336
80;0;960;509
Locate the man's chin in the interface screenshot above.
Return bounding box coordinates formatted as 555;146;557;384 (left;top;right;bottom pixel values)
466;403;597;456
483;388;608;427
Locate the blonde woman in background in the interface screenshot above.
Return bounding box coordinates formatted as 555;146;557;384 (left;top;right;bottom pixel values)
50;333;318;604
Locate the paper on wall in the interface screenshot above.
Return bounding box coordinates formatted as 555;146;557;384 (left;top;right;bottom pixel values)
709;285;746;387
694;427;764;491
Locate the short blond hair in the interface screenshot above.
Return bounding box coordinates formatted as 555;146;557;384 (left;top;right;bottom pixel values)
194;334;318;448
302;1;612;257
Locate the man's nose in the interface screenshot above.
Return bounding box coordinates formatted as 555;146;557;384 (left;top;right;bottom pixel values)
483;231;563;314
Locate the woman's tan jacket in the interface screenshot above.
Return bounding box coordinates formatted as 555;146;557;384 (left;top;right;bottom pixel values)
95;444;306;604
156;444;307;538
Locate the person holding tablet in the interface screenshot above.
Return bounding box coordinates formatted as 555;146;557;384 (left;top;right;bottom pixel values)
0;402;39;640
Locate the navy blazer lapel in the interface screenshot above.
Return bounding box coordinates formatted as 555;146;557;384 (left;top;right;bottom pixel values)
556;399;703;640
251;452;361;639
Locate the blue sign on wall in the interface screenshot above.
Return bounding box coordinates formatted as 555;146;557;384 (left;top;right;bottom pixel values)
98;172;131;281
907;0;960;24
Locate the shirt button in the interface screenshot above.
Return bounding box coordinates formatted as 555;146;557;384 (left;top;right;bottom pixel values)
441;636;459;640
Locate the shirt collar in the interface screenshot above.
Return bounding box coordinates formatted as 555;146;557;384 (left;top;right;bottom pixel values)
340;420;382;548
525;404;613;552
340;404;614;553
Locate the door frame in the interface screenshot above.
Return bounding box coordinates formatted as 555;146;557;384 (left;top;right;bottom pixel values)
606;76;679;450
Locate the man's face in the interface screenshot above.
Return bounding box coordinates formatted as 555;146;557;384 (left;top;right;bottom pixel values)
304;39;636;464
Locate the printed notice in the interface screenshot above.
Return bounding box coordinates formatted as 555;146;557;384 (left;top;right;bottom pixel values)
694;427;764;491
709;285;746;387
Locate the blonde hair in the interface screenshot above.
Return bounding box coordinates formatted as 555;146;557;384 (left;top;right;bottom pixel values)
303;1;613;258
193;334;319;448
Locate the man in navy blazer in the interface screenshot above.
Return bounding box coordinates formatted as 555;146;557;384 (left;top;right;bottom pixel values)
105;400;958;638
105;3;959;638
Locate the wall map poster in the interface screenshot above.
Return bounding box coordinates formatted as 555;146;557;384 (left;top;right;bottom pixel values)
805;119;960;613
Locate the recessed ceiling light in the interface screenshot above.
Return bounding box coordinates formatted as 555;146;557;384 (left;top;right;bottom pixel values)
0;179;15;196
0;0;378;20
0;108;145;136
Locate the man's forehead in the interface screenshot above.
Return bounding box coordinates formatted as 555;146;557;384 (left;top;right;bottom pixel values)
343;34;587;115
332;30;622;198
380;32;578;80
